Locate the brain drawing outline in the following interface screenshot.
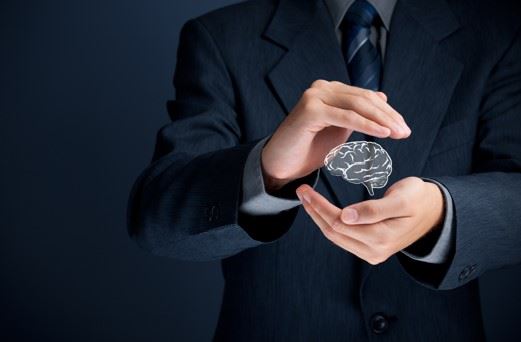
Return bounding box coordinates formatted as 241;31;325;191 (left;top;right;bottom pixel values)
323;141;392;196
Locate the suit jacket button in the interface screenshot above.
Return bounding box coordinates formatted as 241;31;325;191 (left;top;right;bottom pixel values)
206;205;220;222
370;313;389;334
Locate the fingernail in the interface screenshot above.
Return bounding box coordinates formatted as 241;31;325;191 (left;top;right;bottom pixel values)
341;208;358;223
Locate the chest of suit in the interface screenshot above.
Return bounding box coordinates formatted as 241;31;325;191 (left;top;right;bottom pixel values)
211;0;506;206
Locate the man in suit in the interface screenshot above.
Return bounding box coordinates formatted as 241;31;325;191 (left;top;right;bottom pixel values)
127;0;521;340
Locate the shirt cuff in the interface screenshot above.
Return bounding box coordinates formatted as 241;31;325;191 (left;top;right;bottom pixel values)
239;136;320;216
400;178;455;264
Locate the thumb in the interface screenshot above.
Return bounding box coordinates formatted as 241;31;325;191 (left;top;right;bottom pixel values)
341;195;403;225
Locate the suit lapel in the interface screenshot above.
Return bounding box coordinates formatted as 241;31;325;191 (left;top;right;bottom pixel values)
264;0;347;114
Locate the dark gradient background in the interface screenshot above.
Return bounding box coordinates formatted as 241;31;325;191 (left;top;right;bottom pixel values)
0;1;520;341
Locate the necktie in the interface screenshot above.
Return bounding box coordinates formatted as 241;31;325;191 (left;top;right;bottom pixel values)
341;0;382;90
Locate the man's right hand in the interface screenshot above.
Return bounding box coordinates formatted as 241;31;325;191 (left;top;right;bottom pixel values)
261;80;411;192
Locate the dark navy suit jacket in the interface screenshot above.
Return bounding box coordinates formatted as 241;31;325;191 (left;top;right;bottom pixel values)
128;0;521;340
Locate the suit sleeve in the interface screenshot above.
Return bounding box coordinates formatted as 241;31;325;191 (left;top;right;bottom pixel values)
127;19;298;261
398;28;521;290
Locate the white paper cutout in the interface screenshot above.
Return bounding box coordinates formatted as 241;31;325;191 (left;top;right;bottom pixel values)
324;141;392;196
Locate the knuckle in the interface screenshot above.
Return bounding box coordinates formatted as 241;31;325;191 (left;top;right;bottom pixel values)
363;89;377;100
343;109;355;118
340;110;355;124
395;193;409;208
322;226;334;239
414;177;426;187
363;204;379;218
303;88;319;99
367;256;381;265
368;251;389;265
326;233;339;245
302;97;321;112
331;219;343;232
370;92;381;102
311;79;329;89
360;120;375;132
351;96;366;109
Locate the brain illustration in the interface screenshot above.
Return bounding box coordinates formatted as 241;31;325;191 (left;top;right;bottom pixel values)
324;141;392;196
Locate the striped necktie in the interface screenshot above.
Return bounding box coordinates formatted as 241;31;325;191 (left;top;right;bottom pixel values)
341;0;382;90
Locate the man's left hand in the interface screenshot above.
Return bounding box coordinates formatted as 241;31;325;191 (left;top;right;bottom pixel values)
296;177;444;265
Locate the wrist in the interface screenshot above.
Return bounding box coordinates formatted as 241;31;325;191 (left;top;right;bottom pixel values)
425;181;445;231
261;163;291;194
260;141;293;193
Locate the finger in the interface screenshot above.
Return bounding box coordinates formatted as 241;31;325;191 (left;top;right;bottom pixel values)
340;195;410;225
322;104;392;138
324;82;410;135
321;92;409;139
326;82;403;116
375;91;387;102
299;196;371;258
305;81;409;139
296;185;341;226
331;220;385;246
297;185;379;252
326;82;398;120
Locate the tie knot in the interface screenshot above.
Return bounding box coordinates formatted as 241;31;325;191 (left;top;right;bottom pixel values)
343;0;379;29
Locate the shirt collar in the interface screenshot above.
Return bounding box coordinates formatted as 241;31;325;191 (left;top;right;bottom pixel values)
324;0;397;31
